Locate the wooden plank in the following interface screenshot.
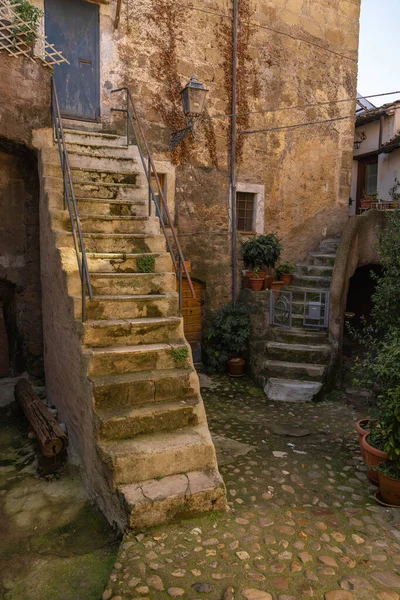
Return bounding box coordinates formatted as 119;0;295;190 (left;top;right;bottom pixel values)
15;379;68;457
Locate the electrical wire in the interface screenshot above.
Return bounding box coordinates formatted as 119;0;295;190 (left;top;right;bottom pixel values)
173;0;357;63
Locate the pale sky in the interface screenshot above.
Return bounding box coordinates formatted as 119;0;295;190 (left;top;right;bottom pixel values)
358;0;400;107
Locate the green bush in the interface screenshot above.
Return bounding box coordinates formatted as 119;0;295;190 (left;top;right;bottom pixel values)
276;262;295;275
203;302;251;372
242;234;282;270
13;0;42;45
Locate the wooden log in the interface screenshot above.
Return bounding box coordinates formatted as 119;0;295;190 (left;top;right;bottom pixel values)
15;378;68;457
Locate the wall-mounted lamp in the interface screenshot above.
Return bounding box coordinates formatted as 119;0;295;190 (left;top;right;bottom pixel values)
354;131;367;150
169;75;208;150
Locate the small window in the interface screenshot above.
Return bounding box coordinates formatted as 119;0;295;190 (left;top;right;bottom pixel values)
236;191;255;232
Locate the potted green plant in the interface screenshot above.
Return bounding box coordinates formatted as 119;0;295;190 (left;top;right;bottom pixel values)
203;301;251;376
375;387;400;505
249;266;264;292
276;262;295;286
242;234;282;289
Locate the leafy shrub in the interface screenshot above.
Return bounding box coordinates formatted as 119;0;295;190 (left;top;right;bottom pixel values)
242;234;282;270
13;0;42;45
203;302;251;372
137;255;155;273
276;262;295;275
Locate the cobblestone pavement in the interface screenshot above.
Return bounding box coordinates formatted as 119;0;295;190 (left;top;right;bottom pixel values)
104;376;400;600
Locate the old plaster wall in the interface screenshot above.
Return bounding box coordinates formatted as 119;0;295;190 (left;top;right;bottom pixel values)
0;52;51;147
329;210;386;353
0;145;43;376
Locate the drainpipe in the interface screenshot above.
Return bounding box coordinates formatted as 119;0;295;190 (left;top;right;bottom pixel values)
230;0;239;302
379;114;384;149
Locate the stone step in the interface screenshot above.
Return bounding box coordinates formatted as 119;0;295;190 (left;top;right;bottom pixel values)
268;327;328;344
280;286;331;302
308;252;336;266
296;264;334;277
76;197;148;217
266;341;332;363
81;293;179;320
86;252;172;274
264;378;323;402
292;274;332;288
65;142;136;159
92;368;198;409
77;215;160;235
57;232;166;253
89;272;176;295
64;128;128;147
70;167;141;186
44;175;145;201
85;342;191;376
320;238;341;253
96;398;202;441
263;359;326;381
41;147;139;173
119;469;226;529
83;316;184;348
98;425;217;485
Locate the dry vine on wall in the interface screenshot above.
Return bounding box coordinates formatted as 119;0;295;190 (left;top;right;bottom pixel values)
218;0;259;165
147;0;218;167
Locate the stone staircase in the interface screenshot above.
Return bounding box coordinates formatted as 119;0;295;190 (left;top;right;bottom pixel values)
33;127;226;530
261;237;340;402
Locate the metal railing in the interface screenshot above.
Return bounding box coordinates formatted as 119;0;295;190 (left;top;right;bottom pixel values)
51;78;93;321
111;87;195;310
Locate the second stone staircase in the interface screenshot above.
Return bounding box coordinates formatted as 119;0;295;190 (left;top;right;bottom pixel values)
257;237;340;402
34;127;226;530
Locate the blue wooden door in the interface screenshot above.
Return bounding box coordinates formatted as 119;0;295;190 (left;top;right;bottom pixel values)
45;0;100;121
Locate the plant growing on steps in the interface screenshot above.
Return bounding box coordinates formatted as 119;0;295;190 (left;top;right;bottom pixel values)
136;255;155;273
12;0;42;46
203;302;251;372
242;233;282;270
171;347;189;364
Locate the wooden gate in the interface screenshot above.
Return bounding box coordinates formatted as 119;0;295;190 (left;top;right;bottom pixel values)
179;279;204;363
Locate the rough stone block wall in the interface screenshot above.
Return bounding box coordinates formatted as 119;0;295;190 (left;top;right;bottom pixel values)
93;0;361;314
0;146;44;376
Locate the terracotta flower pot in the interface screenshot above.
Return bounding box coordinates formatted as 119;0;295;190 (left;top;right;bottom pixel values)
280;273;293;286
250;277;264;291
378;470;400;506
361;434;389;485
243;271;265;289
264;275;273;290
227;357;246;377
271;280;284;298
356;418;374;460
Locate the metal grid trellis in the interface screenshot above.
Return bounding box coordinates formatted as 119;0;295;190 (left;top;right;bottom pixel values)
0;0;68;67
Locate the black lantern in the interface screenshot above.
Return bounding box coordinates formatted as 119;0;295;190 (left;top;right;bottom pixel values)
354;131;367;150
170;75;208;149
180;75;208;118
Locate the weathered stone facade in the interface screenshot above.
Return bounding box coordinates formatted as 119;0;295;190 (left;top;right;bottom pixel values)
89;0;361;313
0;145;44;376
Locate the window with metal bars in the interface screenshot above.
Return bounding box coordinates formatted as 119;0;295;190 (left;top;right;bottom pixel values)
236;191;255;232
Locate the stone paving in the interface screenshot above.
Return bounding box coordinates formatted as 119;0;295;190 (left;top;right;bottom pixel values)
104;376;400;600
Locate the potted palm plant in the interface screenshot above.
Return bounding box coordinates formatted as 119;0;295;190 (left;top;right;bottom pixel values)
277;263;295;285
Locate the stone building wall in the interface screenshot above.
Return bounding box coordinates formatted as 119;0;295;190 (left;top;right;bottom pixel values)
30;0;361;315
0;145;44;376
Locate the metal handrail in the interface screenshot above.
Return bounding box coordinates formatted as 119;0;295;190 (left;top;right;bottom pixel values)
51;78;93;321
111;87;195;310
